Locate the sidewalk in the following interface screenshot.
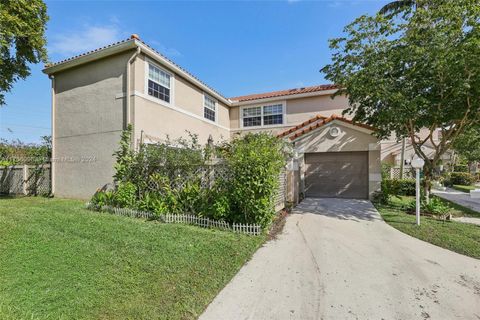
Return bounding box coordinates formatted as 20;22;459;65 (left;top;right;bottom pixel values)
432;188;480;226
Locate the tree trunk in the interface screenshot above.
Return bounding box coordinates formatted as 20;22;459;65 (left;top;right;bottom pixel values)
423;165;432;204
400;138;406;179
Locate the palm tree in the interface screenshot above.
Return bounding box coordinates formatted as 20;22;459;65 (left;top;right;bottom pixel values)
379;0;416;15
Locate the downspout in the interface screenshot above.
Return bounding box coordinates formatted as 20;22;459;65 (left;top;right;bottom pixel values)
49;75;55;195
126;36;141;148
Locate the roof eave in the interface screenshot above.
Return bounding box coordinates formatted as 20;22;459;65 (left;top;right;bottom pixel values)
42;39;231;106
42;39;137;75
230;89;339;106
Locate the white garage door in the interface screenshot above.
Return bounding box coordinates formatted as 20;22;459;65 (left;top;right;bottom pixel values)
304;151;368;199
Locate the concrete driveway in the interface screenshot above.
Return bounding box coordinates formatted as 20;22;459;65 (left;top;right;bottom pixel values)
200;198;480;320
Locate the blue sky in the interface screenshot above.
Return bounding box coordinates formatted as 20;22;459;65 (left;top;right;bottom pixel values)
0;0;388;143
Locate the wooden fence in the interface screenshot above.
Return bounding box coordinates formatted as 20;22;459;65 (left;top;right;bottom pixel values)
0;164;51;195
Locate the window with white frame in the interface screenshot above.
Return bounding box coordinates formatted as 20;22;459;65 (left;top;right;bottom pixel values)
147;63;171;103
242;104;283;127
242;106;262;127
263;104;283;125
204;94;216;122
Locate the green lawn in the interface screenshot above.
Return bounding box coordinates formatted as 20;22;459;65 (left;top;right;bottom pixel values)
452;184;477;193
375;196;480;259
0;197;264;320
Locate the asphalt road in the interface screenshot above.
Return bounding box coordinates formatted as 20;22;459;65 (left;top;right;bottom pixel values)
200;198;480;320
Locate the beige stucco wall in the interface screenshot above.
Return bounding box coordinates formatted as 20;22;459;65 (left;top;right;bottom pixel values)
291;121;381;199
230;94;349;136
53;51;134;199
132;53;230;145
133;96;229;145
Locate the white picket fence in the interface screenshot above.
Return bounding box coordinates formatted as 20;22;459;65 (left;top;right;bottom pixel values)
85;203;262;236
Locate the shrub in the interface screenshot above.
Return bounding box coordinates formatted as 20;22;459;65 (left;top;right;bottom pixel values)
221;133;289;227
423;197;451;216
453;165;469;173
382;179;416;197
113;182;137;208
90;190;115;208
91;127;289;227
406;197;451;217
448;172;475;186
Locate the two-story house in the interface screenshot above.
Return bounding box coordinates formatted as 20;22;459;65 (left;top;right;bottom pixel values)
43;35;386;200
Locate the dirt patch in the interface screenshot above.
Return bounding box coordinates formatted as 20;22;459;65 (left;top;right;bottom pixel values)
268;209;289;240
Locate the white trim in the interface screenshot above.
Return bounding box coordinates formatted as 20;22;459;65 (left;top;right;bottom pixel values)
231;89;338;106
240;101;287;129
145;58;175;107
290;119;374;142
50;76;55;195
231;123;294;132
133;91;230;131
203;93;217;123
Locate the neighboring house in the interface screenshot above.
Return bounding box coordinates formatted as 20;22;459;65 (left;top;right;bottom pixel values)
43;34;386;200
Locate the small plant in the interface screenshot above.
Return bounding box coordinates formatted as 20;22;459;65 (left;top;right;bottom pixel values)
91;190;115;208
113;182;137;208
406;197;451;218
423;197;451;217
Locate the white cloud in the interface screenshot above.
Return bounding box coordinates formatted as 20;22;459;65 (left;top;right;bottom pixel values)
149;40;182;58
49;24;122;56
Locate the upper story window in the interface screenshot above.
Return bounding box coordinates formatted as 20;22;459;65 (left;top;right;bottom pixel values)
242;104;284;127
242;106;262;127
204;94;216;122
148;63;171;103
263;104;283;125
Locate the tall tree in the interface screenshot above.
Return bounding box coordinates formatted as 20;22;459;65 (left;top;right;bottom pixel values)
379;0;416;15
0;0;48;106
322;0;480;198
452;124;480;172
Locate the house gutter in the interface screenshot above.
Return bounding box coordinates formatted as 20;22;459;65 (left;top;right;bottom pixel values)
126;38;142;128
49;75;55;195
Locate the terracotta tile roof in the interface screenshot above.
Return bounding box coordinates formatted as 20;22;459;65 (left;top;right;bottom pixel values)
277;114;375;141
44;34;228;101
230;84;338;102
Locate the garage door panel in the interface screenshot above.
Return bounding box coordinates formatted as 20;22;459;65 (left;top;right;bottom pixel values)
305;152;368;199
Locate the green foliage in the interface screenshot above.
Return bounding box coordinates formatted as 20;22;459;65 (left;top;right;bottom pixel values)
0;0;49;105
448;172;475;186
453;165;469;173
96;128;289;227
381;179;416;201
113;182;137;208
406;196;451;217
452;125;480;164
322;0;480;187
113;124;135;182
210;193;230;221
381;162;393;180
379;0;415;15
90;190;115;208
220;133;289;227
0;136;51;166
